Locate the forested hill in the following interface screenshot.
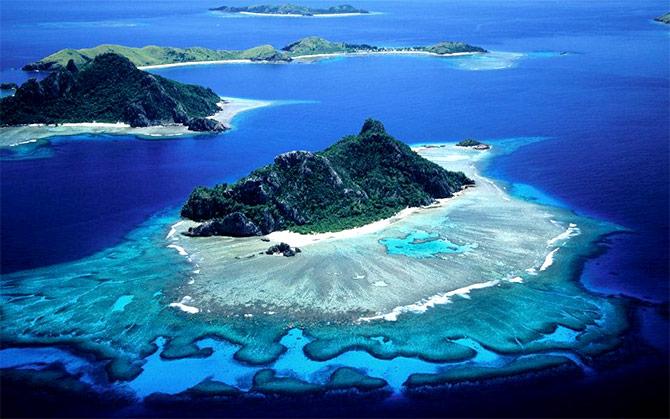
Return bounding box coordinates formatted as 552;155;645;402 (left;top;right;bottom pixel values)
0;53;224;131
181;119;474;237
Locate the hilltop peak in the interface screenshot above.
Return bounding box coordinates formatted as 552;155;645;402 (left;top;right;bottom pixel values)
359;118;386;136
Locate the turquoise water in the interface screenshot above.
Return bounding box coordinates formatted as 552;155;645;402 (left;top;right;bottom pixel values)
379;230;475;258
111;295;135;313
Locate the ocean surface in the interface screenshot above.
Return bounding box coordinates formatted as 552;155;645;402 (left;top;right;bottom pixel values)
0;0;668;416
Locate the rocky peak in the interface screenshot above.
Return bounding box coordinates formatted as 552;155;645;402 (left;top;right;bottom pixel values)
359;118;387;136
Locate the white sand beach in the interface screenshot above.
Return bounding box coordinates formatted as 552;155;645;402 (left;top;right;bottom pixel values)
0;97;272;147
266;192;469;248
138;59;257;70
292;50;481;61
135;50;482;70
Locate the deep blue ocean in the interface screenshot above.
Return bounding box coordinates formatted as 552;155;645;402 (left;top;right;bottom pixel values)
0;1;668;415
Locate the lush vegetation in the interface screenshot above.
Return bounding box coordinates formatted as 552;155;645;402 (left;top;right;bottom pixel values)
209;4;368;16
1;53;221;127
423;42;487;55
182;119;474;235
654;12;670;24
23;44;291;71
24;38;486;71
282;37;486;56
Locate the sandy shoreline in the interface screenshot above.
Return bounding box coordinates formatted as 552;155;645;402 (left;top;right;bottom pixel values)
139;60;257;70
292;50;480;61
265;191;469;248
136;50;482;70
0;97;272;147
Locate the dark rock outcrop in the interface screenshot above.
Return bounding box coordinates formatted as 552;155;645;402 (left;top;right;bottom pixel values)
265;242;301;257
186;117;226;132
184;212;262;237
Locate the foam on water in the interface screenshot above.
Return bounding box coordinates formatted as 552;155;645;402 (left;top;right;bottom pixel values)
540;248;559;271
358;280;502;322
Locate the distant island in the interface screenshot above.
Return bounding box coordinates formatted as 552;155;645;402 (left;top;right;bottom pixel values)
456;139;490;150
0;53;226;131
654;12;670;24
23;37;487;71
181;119;474;237
0;82;18;90
209;4;369;16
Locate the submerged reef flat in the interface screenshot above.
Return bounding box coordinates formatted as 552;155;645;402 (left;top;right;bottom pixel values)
172;138;617;320
0;137;628;397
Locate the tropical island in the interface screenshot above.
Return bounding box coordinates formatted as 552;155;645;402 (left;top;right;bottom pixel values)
654;12;670;24
181;119;474;237
0;53;227;131
22;37;487;71
209;4;369;16
456;139;490;150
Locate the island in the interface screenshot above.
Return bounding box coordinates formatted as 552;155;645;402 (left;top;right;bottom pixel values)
1;53;226;131
181;119;474;237
654;12;670;24
22;37;488;71
455;139;490;150
0;82;18;90
209;4;369;16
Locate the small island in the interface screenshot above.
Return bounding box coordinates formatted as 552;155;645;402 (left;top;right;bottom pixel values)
181;119;474;237
209;4;369;16
456;139;490;150
22;37;487;72
0;82;18;90
654;12;670;24
0;53;227;131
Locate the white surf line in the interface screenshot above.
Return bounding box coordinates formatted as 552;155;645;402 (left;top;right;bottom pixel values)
9;139;38;147
539;248;559;272
167;244;188;257
166;221;185;240
536;222;580;273
169;296;200;314
547;222;580;246
358;280;501;322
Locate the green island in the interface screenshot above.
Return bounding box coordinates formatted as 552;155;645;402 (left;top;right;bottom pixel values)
181;119;474;236
455;138;490;150
209;4;369;16
654;12;670;24
22;37;487;71
0;53;225;131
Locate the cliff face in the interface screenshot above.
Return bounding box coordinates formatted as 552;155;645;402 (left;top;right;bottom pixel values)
0;53;224;130
182;119;474;236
